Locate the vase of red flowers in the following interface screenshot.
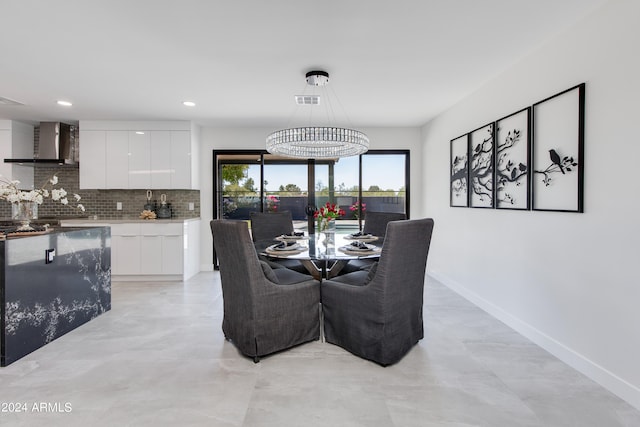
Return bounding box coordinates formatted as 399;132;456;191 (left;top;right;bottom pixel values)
314;202;345;247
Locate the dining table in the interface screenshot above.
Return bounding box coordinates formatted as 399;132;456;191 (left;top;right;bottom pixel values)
256;231;382;281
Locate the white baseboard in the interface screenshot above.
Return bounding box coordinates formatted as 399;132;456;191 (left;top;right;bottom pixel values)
200;264;214;272
427;270;640;411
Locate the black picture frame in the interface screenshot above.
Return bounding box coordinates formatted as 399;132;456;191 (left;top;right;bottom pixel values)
469;122;495;208
450;134;469;207
531;83;585;212
495;107;531;210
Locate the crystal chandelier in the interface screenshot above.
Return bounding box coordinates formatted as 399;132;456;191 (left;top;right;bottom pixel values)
266;71;369;159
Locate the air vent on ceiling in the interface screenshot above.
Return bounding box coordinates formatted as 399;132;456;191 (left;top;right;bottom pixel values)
0;96;24;106
294;95;320;105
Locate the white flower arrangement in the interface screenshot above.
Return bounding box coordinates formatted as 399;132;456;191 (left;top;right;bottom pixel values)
0;174;85;212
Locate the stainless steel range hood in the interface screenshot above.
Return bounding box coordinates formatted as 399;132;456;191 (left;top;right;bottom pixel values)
4;122;77;166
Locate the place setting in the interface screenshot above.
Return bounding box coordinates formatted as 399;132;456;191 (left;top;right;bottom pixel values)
275;231;308;241
344;231;378;243
266;240;307;255
338;240;381;256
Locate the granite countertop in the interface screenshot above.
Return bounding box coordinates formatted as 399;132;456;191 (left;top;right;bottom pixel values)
59;217;201;224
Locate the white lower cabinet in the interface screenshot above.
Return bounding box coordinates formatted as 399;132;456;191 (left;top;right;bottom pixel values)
61;219;200;281
139;223;183;275
111;223;141;275
161;234;184;275
140;235;162;274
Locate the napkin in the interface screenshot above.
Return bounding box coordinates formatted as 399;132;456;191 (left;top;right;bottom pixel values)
275;241;298;249
350;241;370;250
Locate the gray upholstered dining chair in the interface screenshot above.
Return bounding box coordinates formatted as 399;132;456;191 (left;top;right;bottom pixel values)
321;218;434;366
362;211;407;239
249;211;294;242
340;211;408;274
211;220;321;362
250;211;308;273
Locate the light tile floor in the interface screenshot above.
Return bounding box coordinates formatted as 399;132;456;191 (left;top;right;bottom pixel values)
1;272;639;426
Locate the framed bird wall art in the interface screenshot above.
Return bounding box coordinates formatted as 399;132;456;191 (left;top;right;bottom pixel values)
450;133;470;207
469;123;495;208
531;83;585;212
495;107;531;210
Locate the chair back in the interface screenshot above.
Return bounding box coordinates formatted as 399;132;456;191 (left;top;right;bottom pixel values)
211;220;265;320
373;218;434;316
249;211;294;242
362;211;407;239
211;219;321;360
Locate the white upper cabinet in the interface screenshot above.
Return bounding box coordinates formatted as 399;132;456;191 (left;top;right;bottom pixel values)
170;130;192;189
79;121;199;189
79;130;106;189
150;131;171;188
105;131;129;189
128;131;151;189
0;120;35;189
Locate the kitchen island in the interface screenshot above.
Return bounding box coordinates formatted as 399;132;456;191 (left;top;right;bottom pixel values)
1;226;110;366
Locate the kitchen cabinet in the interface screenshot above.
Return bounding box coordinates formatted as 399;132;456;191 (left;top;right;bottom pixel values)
79;121;199;190
0;120;34;189
105;131;129;189
61;219;200;281
150;131;171;188
78;130;106;188
140;222;183;275
169;130;193;189
111;223;141;275
128;131;151;189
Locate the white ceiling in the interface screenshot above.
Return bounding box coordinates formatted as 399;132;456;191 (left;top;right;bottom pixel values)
0;0;606;128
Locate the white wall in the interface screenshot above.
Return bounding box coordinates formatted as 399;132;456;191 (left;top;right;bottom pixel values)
421;0;640;409
198;126;422;271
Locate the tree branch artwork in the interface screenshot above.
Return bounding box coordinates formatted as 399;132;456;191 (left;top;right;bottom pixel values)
450;135;469;207
533;149;578;186
450;153;468;201
495;128;527;207
470;124;494;207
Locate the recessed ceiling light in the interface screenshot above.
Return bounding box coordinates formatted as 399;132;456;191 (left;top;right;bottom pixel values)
135;131;145;135
183;101;196;107
57;100;72;106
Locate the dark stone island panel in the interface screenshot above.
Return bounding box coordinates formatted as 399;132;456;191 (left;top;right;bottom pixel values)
1;227;111;366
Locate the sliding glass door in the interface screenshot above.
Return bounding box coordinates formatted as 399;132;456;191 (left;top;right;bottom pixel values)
263;155;309;221
361;152;408;218
213;150;409;227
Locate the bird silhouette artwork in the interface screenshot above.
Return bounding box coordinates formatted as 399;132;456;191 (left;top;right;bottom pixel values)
469;125;494;207
496;126;528;208
549;149;564;174
534;148;578;186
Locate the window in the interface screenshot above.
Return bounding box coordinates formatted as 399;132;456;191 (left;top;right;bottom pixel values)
361;152;408;218
213;150;409;226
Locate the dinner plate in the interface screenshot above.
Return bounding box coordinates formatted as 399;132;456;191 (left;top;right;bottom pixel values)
344;234;378;242
277;234;309;241
270;242;300;251
338;245;381;255
342;243;376;252
266;243;306;255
